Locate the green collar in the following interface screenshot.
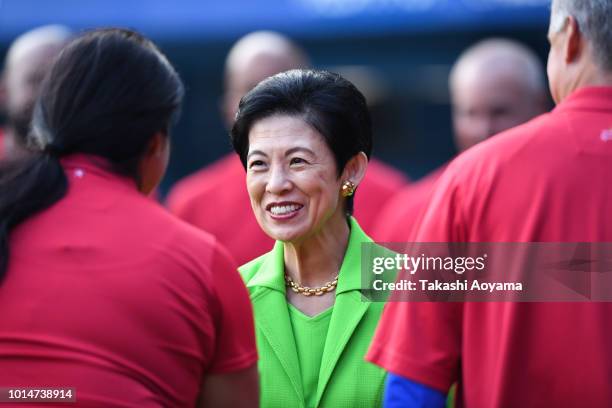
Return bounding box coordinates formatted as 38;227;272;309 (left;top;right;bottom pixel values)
245;217;372;294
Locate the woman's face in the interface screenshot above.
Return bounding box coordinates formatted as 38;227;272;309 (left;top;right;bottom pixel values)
246;114;344;243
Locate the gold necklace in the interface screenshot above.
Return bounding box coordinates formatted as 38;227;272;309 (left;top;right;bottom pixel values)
285;274;339;297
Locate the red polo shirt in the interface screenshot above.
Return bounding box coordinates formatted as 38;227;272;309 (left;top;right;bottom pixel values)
0;154;257;407
167;154;407;266
373;166;445;242
367;87;612;408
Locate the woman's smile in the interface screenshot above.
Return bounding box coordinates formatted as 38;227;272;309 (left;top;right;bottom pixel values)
266;201;304;220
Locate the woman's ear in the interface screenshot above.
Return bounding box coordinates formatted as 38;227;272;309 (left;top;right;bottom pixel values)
144;131;168;159
138;131;170;195
341;152;368;187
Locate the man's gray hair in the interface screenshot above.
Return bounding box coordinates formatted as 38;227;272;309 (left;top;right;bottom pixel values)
550;0;612;70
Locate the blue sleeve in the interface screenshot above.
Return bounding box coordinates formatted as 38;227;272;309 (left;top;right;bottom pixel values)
384;373;447;408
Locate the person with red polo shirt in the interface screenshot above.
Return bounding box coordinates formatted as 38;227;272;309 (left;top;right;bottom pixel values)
167;31;407;266
374;38;548;242
0;29;258;407
367;0;612;406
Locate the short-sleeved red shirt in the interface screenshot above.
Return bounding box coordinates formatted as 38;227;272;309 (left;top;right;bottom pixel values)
0;154;257;407
367;87;612;408
167;154;407;265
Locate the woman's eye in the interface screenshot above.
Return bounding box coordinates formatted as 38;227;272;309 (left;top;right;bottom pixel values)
249;160;265;169
290;157;307;166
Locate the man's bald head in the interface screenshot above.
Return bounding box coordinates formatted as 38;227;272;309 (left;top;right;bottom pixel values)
223;31;308;127
2;25;71;147
450;38;548;153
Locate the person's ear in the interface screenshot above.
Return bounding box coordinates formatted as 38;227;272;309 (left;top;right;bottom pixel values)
565;15;583;64
144;131;168;159
341;151;368;188
138;131;169;194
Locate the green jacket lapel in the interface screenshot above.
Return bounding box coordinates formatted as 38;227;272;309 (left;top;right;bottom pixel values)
315;292;369;406
247;242;305;404
315;218;372;406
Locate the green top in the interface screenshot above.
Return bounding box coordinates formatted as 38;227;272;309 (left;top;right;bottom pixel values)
288;305;333;408
240;217;388;408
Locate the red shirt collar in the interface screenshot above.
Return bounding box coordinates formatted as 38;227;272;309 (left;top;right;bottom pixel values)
60;153;138;190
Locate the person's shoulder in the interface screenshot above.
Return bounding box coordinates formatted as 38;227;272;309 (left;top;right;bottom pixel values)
166;154;243;212
140;199;219;257
90;193;223;288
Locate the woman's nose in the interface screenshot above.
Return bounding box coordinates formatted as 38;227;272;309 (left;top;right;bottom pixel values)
265;165;292;194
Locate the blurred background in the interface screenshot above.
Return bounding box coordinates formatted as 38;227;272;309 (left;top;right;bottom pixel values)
0;0;553;195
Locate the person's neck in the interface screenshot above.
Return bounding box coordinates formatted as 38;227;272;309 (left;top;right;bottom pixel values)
566;64;612;99
589;69;612;88
283;213;350;288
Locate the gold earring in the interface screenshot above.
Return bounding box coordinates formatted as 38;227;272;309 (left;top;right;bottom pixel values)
341;180;356;197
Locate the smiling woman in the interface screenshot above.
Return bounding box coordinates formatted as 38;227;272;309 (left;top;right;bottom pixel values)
231;69;388;408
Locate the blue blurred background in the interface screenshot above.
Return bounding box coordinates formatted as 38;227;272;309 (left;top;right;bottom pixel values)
0;0;552;194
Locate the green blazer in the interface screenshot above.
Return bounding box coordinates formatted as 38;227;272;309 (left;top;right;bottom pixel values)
240;218;387;408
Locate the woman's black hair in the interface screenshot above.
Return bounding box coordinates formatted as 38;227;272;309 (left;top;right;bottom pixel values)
0;28;184;281
230;69;373;215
